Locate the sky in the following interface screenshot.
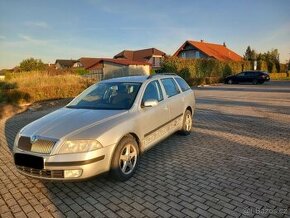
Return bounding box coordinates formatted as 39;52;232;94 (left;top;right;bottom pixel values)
0;0;290;69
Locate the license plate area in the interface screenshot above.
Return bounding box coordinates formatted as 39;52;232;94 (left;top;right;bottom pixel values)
14;153;44;170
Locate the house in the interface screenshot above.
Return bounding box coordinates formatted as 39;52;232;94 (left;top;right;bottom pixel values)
78;57;150;79
55;59;78;69
173;40;242;61
114;48;166;69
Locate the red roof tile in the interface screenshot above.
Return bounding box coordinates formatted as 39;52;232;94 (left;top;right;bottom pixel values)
173;40;242;61
114;48;166;62
78;57;102;69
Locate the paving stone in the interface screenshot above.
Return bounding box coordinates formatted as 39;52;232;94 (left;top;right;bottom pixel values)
1;81;290;218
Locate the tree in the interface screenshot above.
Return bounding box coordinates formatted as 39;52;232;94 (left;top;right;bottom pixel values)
19;58;45;72
244;46;257;61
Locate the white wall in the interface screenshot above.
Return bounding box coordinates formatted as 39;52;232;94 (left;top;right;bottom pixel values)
103;62;150;79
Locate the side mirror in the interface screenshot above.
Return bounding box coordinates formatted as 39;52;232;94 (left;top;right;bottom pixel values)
142;99;158;107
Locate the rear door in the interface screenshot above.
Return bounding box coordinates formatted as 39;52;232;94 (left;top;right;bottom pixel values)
245;71;255;82
160;77;184;122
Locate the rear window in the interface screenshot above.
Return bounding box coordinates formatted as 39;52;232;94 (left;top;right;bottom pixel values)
161;78;180;97
175;77;190;92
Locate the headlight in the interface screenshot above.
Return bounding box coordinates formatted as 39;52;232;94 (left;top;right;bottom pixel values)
58;140;103;154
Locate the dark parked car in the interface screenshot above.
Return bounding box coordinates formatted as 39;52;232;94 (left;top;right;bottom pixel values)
224;71;270;84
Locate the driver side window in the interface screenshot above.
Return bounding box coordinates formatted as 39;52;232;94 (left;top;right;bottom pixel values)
142;80;163;104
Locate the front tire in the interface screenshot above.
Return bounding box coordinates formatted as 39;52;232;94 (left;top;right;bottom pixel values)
228;79;233;84
110;135;139;181
179;110;192;135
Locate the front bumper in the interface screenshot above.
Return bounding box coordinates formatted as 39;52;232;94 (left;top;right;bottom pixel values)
13;144;115;180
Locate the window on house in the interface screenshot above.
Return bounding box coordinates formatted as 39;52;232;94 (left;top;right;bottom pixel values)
181;52;186;58
196;51;200;58
153;57;161;67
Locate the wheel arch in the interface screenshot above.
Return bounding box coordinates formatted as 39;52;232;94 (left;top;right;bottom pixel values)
109;132;141;169
186;106;192;115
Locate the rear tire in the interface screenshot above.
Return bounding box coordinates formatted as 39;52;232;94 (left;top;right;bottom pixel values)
110;135;139;181
179;110;192;135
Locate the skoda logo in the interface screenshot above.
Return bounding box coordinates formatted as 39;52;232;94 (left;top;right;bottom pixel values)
30;135;38;144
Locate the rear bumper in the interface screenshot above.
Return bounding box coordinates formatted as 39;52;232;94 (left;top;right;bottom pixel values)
13;144;115;180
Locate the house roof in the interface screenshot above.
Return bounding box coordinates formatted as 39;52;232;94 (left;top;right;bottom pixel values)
78;57;101;69
55;59;77;67
82;58;150;70
173;40;242;61
114;48;166;62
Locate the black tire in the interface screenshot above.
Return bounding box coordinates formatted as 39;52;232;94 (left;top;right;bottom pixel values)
179;110;192;135
110;135;139;181
252;79;258;85
228;79;233;84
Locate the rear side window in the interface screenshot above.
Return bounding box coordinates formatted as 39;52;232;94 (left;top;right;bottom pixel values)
245;72;253;76
142;80;163;104
257;72;265;76
161;78;180;97
175;77;190;92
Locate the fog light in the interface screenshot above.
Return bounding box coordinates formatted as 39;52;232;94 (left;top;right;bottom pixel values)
64;169;82;178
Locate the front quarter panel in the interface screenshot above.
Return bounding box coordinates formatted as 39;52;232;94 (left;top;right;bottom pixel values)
69;111;142;148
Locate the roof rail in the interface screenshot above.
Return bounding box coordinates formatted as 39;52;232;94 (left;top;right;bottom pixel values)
147;73;177;79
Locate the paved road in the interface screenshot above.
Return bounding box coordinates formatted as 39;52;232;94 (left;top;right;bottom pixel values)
1;81;290;217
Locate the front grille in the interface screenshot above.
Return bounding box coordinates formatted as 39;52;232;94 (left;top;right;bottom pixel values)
31;139;55;153
18;136;56;154
16;166;64;178
14;153;44;169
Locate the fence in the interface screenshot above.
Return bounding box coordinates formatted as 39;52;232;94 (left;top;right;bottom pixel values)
82;72;103;82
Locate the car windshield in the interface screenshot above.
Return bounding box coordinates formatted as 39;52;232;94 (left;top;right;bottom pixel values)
67;82;141;110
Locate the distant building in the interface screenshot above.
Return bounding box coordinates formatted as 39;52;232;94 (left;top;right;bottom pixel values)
114;48;166;69
55;59;78;69
173;40;242;61
77;57;150;79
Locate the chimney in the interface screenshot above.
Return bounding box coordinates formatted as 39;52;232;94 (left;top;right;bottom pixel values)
200;40;204;43
223;42;226;47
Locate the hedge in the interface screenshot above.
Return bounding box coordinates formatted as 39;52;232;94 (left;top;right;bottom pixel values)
158;57;252;85
158;57;285;85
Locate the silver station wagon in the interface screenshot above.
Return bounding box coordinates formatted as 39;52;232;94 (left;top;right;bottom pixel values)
13;74;195;181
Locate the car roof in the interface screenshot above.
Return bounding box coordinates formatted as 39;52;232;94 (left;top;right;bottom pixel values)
102;76;148;83
101;74;180;84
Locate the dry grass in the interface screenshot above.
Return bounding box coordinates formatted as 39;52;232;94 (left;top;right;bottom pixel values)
0;103;26;119
270;72;290;80
1;71;96;104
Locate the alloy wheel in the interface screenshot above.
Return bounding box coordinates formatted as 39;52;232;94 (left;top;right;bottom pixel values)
185;113;192;131
119;144;137;175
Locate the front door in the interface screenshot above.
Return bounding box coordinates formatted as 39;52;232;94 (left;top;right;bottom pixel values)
137;80;170;150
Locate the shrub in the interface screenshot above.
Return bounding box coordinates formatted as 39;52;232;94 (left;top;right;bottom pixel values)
19;58;45;72
74;68;90;76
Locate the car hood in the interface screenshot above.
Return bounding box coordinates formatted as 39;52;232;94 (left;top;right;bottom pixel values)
21;108;127;140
